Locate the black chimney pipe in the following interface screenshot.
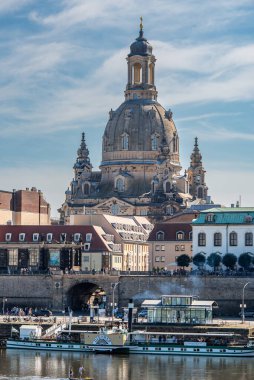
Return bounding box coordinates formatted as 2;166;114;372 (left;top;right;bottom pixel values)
128;298;134;341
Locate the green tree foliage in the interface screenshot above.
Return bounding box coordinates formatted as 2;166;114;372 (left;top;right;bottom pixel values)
192;253;206;269
222;253;237;270
238;252;254;270
207;252;222;271
176;254;191;268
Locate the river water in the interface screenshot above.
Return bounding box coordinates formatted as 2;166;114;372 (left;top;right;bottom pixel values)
0;349;254;380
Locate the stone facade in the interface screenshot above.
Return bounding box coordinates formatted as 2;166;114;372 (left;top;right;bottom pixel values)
60;24;209;223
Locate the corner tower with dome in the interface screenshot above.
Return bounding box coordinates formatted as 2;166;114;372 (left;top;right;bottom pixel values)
60;22;209;223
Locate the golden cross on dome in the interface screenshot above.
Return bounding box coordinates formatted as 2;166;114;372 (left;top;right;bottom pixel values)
140;16;143;31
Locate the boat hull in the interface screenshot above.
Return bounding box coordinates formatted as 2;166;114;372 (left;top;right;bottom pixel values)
6;339;254;357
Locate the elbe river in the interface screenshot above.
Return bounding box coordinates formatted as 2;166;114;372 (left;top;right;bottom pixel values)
0;349;254;380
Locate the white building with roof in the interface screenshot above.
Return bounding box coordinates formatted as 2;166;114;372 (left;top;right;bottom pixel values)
192;207;254;267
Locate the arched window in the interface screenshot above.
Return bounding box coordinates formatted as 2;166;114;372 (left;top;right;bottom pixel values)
198;232;206;247
83;183;90;195
165;181;171;193
151;134;158;150
122;133;129;150
189;232;192;240
229;232;237;246
133;63;142;84
149;63;154;84
156;231;164;241
214;232;222;246
111;204;120;215
116;178;124;192
245;232;253;246
198;187;204;199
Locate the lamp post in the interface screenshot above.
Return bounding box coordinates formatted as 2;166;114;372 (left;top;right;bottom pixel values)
2;297;7;315
241;282;250;324
111;282;119;324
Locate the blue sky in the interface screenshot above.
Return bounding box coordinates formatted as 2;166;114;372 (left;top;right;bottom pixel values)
0;0;254;217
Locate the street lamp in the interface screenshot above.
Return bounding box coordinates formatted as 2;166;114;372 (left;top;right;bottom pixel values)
2;297;7;315
111;282;119;324
241;282;250;324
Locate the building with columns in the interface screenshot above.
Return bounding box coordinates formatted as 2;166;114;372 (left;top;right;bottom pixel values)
60;22;210;223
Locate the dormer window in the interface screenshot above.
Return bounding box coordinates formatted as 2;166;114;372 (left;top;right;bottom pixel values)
86;233;92;242
60;233;67;243
176;231;184;240
5;233;12;242
73;233;81;243
206;213;215;222
156;231;164;241
19;233;25;242
33;233;39;242
46;233;53;243
121;133;129;150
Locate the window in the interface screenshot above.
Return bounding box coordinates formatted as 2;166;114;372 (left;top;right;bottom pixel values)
161;256;165;262
133;63;142;84
5;233;12;242
229;232;237;246
60;233;66;243
165;181;171;193
122;133;129;150
73;233;81;243
46;233;53;243
189;232;192;240
214;232;222;247
176;231;184;240
198;233;206;247
19;233;25;242
245;232;253;246
151;134;158;150
86;233;92;242
155;245;160;251
84;243;90;251
116;178;124;192
206;213;215;222
83;183;90;195
155;256;160;262
197;187;204;198
180;245;185;251
156;231;164;241
8;249;18;266
161;245;165;251
29;249;39;266
111;204;120;215
33;233;39;242
175;245;180;251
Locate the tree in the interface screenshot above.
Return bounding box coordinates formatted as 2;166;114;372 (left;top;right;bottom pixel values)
176;254;191;269
238;252;254;270
222;253;237;270
192;253;206;269
207;252;222;271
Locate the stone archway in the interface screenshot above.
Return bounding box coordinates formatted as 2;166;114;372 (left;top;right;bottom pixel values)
66;282;106;312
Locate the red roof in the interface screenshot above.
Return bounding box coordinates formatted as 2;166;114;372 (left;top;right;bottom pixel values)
0;225;109;252
148;223;192;241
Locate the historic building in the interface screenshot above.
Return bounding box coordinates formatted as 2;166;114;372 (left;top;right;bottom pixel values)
0;188;50;225
60;22;209;223
192;207;254;267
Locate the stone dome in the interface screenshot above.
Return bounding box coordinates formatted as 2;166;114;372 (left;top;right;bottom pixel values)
101;98;179;164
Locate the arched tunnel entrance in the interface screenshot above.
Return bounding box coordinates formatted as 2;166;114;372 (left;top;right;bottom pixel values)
66;282;107;313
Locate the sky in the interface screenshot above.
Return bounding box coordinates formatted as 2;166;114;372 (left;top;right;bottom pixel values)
0;0;253;217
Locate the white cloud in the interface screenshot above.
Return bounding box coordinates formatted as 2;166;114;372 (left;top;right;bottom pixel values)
0;0;32;13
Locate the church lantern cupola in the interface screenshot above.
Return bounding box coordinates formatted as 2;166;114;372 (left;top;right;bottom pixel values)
125;17;157;101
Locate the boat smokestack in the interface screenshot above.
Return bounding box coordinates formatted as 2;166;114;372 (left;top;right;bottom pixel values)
128;298;134;336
